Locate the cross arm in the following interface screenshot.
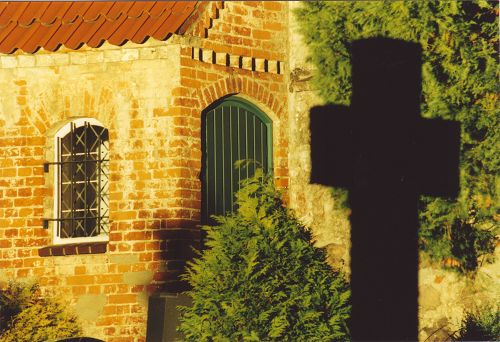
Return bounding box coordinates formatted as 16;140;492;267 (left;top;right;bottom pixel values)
310;104;353;188
416;118;461;198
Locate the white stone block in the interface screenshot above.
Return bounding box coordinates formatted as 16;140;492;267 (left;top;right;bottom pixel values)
70;52;87;65
241;56;252;70
277;61;284;74
103;49;121;62
1;55;18;68
52;53;70;65
215;52;225;65
230;54;240;68
268;60;278;74
35;54;54;67
192;47;201;60
17;55;36;68
87;51;104;64
255;58;266;72
202;49;213;63
139;47;157;60
156;46;173;59
121;48;139;61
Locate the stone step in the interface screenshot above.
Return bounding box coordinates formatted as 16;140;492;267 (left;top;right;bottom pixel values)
146;293;192;342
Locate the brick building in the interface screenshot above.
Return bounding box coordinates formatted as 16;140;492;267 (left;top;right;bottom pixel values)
0;1;298;340
5;2;493;341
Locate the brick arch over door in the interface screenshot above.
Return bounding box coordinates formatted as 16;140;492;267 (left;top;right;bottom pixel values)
201;96;273;225
195;75;286;121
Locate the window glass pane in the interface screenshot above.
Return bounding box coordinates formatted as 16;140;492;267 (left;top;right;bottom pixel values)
58;121;109;239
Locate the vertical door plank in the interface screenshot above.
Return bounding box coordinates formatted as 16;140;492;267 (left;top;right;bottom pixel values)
202;99;273;225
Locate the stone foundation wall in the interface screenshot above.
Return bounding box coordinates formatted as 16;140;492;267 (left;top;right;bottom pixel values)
418;249;500;341
288;2;350;273
287;2;351;273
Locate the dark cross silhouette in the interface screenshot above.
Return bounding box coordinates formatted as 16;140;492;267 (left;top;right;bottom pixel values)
310;38;460;341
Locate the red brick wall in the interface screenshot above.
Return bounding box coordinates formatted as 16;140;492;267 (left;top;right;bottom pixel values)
175;0;289;188
0;2;289;341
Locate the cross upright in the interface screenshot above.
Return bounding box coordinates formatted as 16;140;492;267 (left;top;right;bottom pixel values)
310;38;460;340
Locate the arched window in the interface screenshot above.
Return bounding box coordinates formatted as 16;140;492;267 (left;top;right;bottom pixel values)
51;118;109;244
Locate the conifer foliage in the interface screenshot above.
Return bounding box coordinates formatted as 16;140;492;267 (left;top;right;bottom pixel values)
295;1;499;272
0;281;81;342
452;307;500;341
178;170;351;341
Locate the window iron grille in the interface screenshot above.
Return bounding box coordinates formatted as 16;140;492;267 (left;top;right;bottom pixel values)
43;121;109;239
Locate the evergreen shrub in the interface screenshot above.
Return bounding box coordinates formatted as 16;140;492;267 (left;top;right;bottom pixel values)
295;0;499;273
177;169;351;341
452;307;500;341
0;281;81;342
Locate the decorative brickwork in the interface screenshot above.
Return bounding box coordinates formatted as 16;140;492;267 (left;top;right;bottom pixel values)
0;2;289;340
190;47;283;75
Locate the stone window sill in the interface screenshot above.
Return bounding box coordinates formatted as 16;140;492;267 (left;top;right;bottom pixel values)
38;242;107;257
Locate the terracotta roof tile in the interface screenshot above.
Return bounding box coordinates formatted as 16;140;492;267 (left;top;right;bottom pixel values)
0;1;199;54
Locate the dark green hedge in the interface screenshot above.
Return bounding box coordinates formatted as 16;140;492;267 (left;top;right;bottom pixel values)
178;170;350;341
453;307;500;341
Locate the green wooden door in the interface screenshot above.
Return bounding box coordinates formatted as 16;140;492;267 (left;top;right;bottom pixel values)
202;97;273;224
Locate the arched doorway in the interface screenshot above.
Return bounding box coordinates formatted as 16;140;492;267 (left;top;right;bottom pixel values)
201;96;273;225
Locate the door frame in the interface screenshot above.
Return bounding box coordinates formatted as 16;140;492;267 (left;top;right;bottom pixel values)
200;95;274;225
